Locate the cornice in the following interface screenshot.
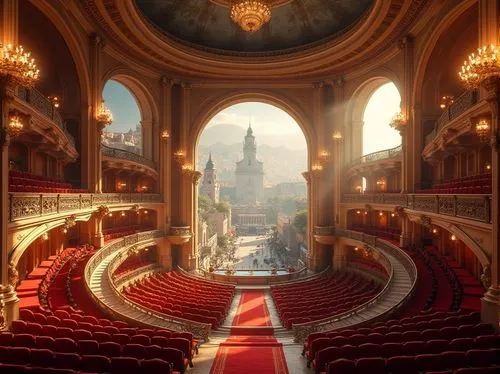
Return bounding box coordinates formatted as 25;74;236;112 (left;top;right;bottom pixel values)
79;0;431;80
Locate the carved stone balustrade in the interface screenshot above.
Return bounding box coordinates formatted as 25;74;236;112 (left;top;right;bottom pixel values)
342;193;491;223
9;193;162;222
168;226;192;245
102;145;158;172
313;226;336;245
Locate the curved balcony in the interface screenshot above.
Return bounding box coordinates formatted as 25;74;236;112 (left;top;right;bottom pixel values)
423;89;487;160
102;145;158;177
8;192;161;223
347;145;402;177
342;192;491;223
14;87;77;161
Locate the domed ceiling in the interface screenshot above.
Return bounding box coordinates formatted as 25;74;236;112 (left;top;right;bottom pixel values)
134;0;374;53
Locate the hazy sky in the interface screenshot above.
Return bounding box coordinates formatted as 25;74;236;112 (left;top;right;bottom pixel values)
363;82;402;155
102;80;141;133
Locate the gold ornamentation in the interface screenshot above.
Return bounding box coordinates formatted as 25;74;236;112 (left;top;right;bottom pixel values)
230;0;271;32
96;100;113;133
480;264;491;289
420;215;432;228
173;150;185;164
475;119;490;143
161;129;170;140
63;215;77;233
389;111;407;132
94;205;110;219
8;262;19;287
332;131;343;141
459;44;500;89
0;43;40;88
7;111;24;137
319;150;330;165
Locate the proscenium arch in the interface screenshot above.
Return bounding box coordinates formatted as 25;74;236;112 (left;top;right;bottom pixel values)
191;91;315;161
344;74;402;163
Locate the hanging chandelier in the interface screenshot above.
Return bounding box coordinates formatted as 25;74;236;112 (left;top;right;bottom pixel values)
459;44;500;89
231;0;271;32
0;43;39;87
8;112;24;137
475;119;490;143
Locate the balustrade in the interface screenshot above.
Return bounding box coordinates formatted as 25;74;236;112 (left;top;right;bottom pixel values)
102;145;157;170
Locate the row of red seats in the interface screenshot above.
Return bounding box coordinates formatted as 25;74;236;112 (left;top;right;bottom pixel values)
113;256;155;278
349;257;389;277
123;270;235;329
9;171;85;194
0;347;179;373
322;349;499;374
348;225;401;241
0;331;189;372
103;225;140;241
417;173;492;194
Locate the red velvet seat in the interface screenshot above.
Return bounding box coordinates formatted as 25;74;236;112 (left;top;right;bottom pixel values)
53;338;76;353
13;334;36;348
387;356;419;374
440;351;467;370
355;357;386;374
160;347;187;373
122;343;147;359
80;354;111;373
327;358;356;374
31;348;56;367
111;357;140;373
99;342;122;357
0;332;13;346
54;352;80;369
465;349;497;367
130;334;150;346
36;336;55;350
5;347;31;364
139;358;172;374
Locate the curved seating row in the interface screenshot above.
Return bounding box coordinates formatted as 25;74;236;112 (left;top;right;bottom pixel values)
123;270;235;329
9;171;85;194
270;272;382;328
349;257;389;277
416;173;492;194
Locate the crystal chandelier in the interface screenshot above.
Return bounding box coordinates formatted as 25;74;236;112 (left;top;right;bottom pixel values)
231;0;271;32
0;43;39;87
475;119;490;143
459;44;500;89
96;100;113;129
8;112;24;137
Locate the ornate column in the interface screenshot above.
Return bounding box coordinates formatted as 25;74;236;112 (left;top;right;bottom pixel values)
88;34;106;193
481;78;500;327
141;120;153;160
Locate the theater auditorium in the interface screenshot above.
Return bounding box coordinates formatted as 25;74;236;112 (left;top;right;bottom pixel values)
0;0;498;373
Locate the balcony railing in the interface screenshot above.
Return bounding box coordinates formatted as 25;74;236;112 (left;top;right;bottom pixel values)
16;87;75;145
350;145;402;167
8;192;161;222
425;89;480;146
342;193;491;223
102;145;157;171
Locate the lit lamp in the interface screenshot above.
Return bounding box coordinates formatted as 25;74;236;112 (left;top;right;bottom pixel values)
379;211;384;216
439;95;454;109
161;129;169;141
319;150;330;164
48;95;60;108
7;112;24;138
230;0;271;32
332;131;343;141
0;43;40;88
475;119;490;143
484;162;491;172
311;164;323;174
389;111;407;133
450;234;457;241
459;44;500;89
96;100;113;133
173;150;185;164
181;163;194;176
41;232;49;241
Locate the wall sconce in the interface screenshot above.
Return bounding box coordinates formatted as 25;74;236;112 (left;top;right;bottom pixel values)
356;210;361;215
432;228;438;234
484;163;491;171
121;211;126;217
475;119;490;143
8;111;24;137
379;212;384;216
450;234;457;241
42;232;49;241
140;185;148;192
143;210;148;215
311;164;323;172
332;131;342;141
376;179;385;186
364;211;368;215
62;228;68;234
354;247;359;251
174;150;185;164
48;95;60;108
319;150;330;164
108;212;113;217
161;129;170;140
391;213;395;217
439;95;454;109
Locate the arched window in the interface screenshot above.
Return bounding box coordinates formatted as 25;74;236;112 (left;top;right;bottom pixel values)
101;80;142;155
363;82;401;155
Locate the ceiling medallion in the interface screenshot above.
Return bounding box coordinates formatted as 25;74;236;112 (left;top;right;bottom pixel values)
230;1;272;32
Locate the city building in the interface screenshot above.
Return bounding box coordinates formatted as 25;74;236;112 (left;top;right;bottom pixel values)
199;153;220;203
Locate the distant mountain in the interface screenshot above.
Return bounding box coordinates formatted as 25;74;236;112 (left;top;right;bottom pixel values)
199;123;307;150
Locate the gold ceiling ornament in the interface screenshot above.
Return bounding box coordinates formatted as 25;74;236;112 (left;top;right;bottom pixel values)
0;43;39;88
231;0;271;32
475;119;490;143
96;100;113;131
459;44;500;89
7;111;24;138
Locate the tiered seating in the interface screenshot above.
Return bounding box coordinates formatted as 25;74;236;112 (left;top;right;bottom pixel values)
302;310;498;374
103;225;141;241
113;251;156;278
349;224;401;241
124;271;235;329
270;272;381;329
349;257;389;277
3;308;197;373
9;170;85;193
416;173;492;194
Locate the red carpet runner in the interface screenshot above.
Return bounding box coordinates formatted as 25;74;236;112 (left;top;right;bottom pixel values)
210;289;289;374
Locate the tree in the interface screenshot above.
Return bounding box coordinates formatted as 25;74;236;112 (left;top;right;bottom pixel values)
293;209;307;235
215;201;231;215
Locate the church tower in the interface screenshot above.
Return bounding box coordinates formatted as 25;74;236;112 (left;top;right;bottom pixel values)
235;123;264;203
200;152;220;203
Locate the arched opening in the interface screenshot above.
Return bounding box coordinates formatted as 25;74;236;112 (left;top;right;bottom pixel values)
362;82;402;155
102;80;142;156
195;102;308;272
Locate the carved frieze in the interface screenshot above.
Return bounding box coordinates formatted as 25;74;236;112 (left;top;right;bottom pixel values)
42;197;58;215
11;196;41;219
